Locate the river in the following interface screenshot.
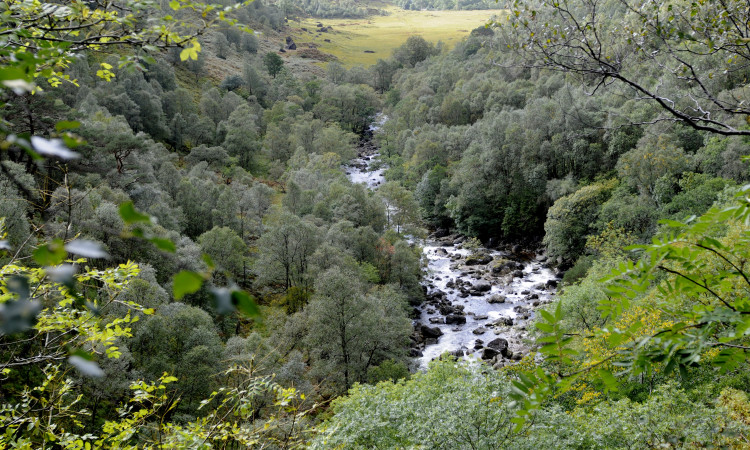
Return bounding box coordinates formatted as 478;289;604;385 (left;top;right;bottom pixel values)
345;115;559;370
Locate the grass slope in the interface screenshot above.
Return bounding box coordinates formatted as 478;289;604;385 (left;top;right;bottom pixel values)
291;7;504;67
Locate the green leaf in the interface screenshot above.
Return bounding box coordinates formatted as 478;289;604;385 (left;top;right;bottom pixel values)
173;271;204;300
149;237;176;253
535;322;554;333
33;240;66;266
202;253;215;270
540;309;556;323
55;121;80;132
0;67;28;82
119;201;151;224
597;369;618;391
553;301;562;320
231;290;261;318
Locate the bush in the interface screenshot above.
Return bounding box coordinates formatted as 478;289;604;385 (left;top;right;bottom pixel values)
241;33;258;54
220;74;244;92
543;179;617;261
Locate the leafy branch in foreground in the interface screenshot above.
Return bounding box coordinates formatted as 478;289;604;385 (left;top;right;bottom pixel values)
510;183;750;427
494;0;750;136
0;0;254;89
0;0;255;180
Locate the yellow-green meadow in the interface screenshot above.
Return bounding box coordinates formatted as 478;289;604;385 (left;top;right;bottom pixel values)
292;7;504;67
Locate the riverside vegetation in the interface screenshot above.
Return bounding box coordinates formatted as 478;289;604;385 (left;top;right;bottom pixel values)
1;0;750;448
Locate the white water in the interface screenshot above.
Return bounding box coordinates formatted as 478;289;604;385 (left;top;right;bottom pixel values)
417;244;555;368
345;114;558;369
345;114;387;189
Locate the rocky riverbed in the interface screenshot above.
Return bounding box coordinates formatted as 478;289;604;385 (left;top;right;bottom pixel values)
411;234;559;369
345;114;386;188
346;115;559;370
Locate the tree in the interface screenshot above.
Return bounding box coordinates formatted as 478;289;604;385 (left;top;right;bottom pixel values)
132;302;224;410
243;61;268;102
616;137;690;198
242;33;259;54
263;52;285;78
254;207;319;292
326;62;347;84
543;179;617;261
305;268;411;392
220;74;245;92
371;59;398;93
497;0;750;136
198;227;247;280
380;182;420;233
214;32;230;59
223;104;261;170
393;36;440;68
314;83;380;135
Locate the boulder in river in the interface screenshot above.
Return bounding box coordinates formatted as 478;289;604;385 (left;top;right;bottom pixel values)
487;295;506;304
439;305;456;315
482;347;499;360
491;259;523;275
422;326;438;338
465;253;493;266
481;338;512;360
472;327;488;335
445;314;466;325
433;228;450;238
494;317;514;327
473;281;492;292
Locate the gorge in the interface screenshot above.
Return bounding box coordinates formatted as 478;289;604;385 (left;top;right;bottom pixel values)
347;117;560;370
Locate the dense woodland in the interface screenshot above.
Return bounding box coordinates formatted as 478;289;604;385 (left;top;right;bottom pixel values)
1;0;750;448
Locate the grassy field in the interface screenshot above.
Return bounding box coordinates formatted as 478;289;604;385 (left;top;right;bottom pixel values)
290;7;504;67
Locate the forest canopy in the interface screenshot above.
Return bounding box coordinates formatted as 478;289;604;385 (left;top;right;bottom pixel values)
2;0;750;448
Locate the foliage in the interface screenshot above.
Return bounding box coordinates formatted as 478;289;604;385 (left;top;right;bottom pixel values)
312;359;746;448
543;180;617;261
495;0;750;136
263;52;285;78
305;269;411;393
0;0;251;102
510;186;750;428
311;359;522;449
